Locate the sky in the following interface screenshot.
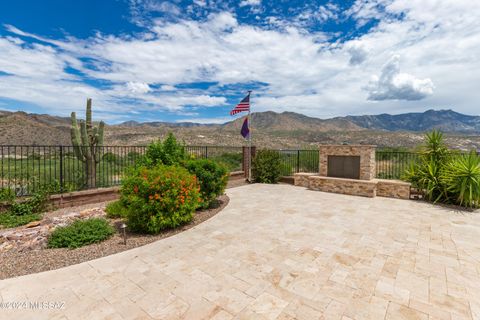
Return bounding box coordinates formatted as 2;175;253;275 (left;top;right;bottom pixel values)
0;0;479;124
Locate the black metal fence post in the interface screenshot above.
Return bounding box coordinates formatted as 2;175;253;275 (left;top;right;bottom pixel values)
59;145;64;193
296;150;300;173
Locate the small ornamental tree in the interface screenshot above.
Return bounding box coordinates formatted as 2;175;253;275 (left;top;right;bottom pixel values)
121;165;201;233
142;133;189;167
184;159;229;208
252;150;282;183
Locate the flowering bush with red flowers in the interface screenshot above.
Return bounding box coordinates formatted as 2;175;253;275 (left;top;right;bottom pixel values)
121;165;201;233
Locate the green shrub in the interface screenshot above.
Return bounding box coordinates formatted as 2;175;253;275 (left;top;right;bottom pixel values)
185;159;228;208
442;151;480;208
105;200;129;218
143;133;189;167
0;189;49;228
0;188;15;203
121;165;201;233
0;212;41;228
252;150;282;183
48;218;115;249
9;190;49;217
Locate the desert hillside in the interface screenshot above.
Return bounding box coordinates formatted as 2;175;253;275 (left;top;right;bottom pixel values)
0;109;479;149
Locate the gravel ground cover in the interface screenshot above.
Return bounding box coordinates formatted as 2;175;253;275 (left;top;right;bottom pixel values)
0;194;229;279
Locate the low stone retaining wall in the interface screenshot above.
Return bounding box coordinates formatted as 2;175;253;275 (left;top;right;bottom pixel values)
293;173;312;188
50;187;119;209
309;176;377;198
375;179;411;199
294;173;411;199
1;171;246;212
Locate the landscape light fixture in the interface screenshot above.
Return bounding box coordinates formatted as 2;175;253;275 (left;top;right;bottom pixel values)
120;223;127;245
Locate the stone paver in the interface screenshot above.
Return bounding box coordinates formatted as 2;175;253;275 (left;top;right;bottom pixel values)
1;184;480;320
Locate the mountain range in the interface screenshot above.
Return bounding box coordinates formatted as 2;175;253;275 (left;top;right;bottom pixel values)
0;109;479;149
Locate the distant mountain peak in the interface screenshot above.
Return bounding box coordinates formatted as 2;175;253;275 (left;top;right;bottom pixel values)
1;108;479;146
346;108;480;133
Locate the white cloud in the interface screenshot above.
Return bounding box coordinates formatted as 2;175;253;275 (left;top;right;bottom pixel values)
239;0;261;7
347;45;368;66
193;0;206;7
1;0;480;120
160;84;176;91
175;116;231;124
126;81;152;94
366;55;434;101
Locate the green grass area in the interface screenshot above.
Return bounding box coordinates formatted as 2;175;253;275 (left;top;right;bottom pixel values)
208;152;243;171
0;156;137;194
0;151;243;194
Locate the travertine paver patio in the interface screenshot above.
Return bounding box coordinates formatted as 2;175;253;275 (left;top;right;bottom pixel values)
1;184;480;320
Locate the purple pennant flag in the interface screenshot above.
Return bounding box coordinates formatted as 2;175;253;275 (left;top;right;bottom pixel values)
240;117;250;139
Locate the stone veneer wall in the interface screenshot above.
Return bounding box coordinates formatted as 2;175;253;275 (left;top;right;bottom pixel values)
293;173;313;188
319;145;376;180
375;179;410;199
293;174;411;199
309;176;377;198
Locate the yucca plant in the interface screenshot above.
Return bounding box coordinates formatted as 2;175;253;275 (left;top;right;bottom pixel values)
404;130;449;203
442;151;480;208
422;129;448;163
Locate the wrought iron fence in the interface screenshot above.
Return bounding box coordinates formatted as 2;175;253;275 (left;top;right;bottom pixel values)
3;145;453;195
275;149;423;180
375;151;420;180
0;145;243;196
185;146;243;172
276;150;319;176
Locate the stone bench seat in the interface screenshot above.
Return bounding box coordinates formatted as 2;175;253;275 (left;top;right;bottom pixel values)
294;173;411;199
309;175;377;197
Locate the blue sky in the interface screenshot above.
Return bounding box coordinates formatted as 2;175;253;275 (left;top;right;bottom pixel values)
0;0;479;124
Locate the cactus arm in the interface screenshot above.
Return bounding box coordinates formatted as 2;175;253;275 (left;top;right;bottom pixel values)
94;121;105;163
70;112;84;160
97;121;104;146
80;121;92;159
86;98;93;136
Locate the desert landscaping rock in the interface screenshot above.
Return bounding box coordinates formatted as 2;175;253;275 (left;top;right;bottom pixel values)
0;195;228;279
0;207;105;252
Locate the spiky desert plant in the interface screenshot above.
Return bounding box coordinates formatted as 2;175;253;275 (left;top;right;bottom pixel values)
422;129;449;163
404;130;449;203
71;98;105;188
442;150;480;208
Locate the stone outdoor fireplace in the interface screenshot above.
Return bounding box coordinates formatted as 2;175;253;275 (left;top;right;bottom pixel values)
327;155;361;180
294;144;411;199
319;145;375;181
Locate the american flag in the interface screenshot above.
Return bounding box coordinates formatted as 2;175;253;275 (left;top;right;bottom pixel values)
230;92;250;115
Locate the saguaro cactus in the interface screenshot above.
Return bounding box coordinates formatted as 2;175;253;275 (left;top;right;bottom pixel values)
70;98;105;188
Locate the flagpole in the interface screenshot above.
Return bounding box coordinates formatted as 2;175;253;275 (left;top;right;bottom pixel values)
248;90;252;182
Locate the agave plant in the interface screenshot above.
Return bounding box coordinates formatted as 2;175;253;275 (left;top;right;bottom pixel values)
442;150;480;208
